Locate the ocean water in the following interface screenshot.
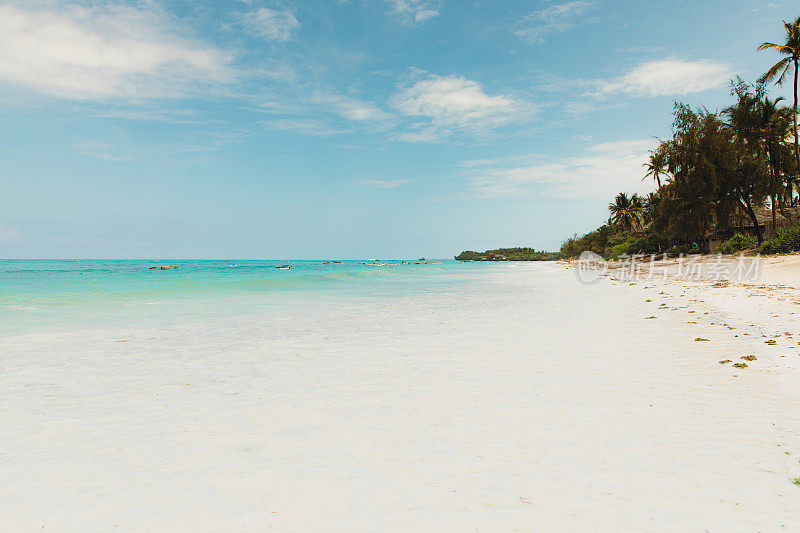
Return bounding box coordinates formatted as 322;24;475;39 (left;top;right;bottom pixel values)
0;259;486;336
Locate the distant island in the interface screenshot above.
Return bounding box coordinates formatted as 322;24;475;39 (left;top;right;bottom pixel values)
455;247;561;261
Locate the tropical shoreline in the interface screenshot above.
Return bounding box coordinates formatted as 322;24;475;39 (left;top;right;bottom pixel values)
3;263;800;530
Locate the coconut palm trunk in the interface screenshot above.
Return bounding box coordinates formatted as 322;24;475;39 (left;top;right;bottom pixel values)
772;194;777;233
794;57;800;198
740;198;764;243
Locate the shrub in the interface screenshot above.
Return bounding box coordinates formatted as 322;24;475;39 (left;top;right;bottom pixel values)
560;225;616;259
664;244;700;257
455;248;562;261
607;233;633;248
760;222;800;254
714;233;758;255
454;250;483;261
628;232;674;255
610;240;634;259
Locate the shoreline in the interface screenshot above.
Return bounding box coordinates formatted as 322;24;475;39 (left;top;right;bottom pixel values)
3;262;800;529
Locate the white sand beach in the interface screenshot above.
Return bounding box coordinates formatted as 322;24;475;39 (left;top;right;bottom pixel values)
3;261;800;531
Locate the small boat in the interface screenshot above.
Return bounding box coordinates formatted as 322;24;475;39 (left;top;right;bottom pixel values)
276;265;291;270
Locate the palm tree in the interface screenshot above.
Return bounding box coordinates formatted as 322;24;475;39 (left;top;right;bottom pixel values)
642;146;669;188
758;16;800;195
642;192;661;224
760;95;793;223
608;192;645;232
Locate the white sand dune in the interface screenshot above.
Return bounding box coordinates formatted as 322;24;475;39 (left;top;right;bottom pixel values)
2;262;800;531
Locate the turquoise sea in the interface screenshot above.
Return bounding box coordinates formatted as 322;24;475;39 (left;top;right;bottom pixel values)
0;259;486;336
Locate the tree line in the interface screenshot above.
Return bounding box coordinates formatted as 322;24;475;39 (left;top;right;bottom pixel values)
562;16;800;258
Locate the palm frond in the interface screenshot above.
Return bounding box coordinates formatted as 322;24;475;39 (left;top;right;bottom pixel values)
757;42;792;53
758;57;792;85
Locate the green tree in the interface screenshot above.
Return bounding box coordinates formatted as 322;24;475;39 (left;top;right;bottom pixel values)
758;16;800;196
642;192;661;224
660;99;768;245
608;192;645;232
642;145;670;188
723;81;771;243
661;105;723;245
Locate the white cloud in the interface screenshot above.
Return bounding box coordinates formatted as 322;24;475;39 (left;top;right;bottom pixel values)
385;0;440;24
309;93;394;123
464;139;657;198
73;141;132;162
599;60;733;97
0;3;233;100
392;73;527;142
515;1;593;44
0;224;22;243
242;7;300;42
359;179;408;189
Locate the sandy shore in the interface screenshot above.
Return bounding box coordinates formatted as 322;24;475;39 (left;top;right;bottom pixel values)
600;253;800;376
2;262;800;531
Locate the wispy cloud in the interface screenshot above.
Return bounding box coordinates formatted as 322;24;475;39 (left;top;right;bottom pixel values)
392;72;529;142
598;59;733;97
0;2;233;100
0;224;22;243
385;0;440;25
96;107;208;124
309;93;395;124
359;179;408;189
515;1;593;44
241;7;300;42
463;139;657;198
73;141;132;162
255;90;396;136
177;129;254;153
267;118;349;136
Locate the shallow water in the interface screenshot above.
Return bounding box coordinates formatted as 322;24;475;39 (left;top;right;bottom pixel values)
0;259;480;336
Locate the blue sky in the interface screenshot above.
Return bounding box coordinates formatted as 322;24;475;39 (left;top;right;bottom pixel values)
0;0;796;258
